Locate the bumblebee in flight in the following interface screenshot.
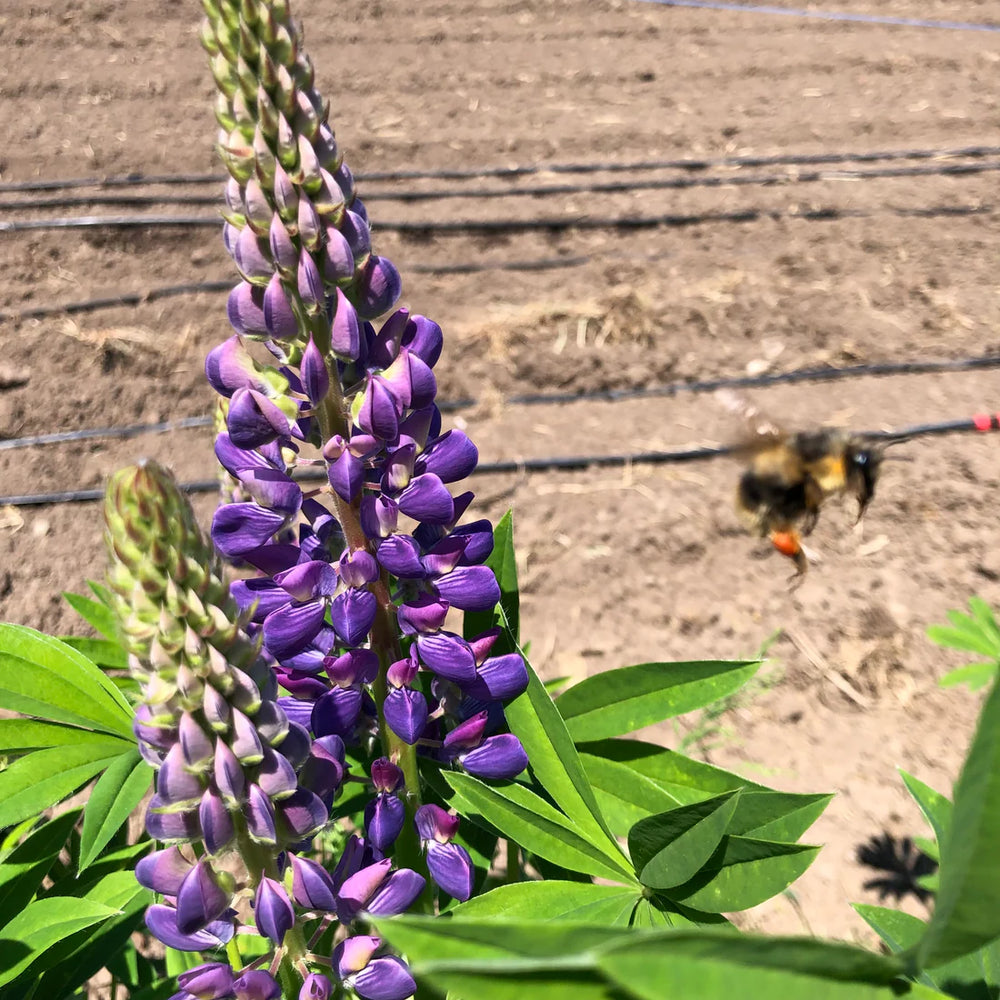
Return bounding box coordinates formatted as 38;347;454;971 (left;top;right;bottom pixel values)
719;392;906;575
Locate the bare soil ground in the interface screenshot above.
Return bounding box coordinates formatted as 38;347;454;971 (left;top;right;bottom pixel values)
2;0;1000;943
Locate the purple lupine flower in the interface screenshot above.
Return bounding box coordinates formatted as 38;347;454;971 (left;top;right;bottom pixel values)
255;876;296;944
334;937;416;1000
176;962;235;1000
416;804;475;902
300;973;333;1000
233;969;282;1000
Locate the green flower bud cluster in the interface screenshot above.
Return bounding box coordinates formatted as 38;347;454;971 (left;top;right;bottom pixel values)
200;0;402;357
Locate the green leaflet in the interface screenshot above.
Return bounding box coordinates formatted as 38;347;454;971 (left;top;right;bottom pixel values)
661;836;820;913
0;744;130;828
0;897;120;988
0;625;133;734
78;750;153;872
899;771;952;848
62;589;121;641
557;659;760;742
628;791;740;889
912;678;1000;968
0;811;82;923
453;881;639;926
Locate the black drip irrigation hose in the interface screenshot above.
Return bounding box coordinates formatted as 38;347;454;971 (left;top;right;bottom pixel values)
0;200;995;237
4;159;998;212
2;144;998;193
3;415;997;509
0;256;592;324
3;353;999;454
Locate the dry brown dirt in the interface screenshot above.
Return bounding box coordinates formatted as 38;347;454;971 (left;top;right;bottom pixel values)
2;0;1000;944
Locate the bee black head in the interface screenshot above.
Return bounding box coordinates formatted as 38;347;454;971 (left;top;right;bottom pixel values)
848;445;884;516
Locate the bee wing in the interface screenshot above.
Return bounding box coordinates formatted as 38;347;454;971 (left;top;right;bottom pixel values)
714;389;788;452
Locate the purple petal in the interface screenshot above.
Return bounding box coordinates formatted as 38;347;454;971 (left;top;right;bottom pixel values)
297;252;325;310
177;962;235;1000
460;734;529;780
230;578;291;622
443;711;489;751
402;314;443;368
236;468;302;517
228;707;265;764
361;494;398;539
322;227;355;286
277;787;329;840
434;565;500;612
205;336;259;398
383;687;428;745
262;600;328;660
356;255;402;320
330;286;361;359
312;687;363;739
212;503;289;559
335;858;392;923
290;853;338;911
326;648;379;686
255;877;295;944
418;430;478;483
426;842;475;901
353;956;416;1000
299;735;347;805
328;448;364;502
135;847;193;896
214;433;274;478
356;376;400;441
263;273;299;341
371;758;404;793
364;794;405;852
145;904;234;952
415;804;461;844
157;744;204;807
397;474;455;525
329;587;377;648
340;210;372;260
176;861;231;935
452;519;495;565
416;632;477;683
276;721;312;769
227;388;290;449
178;713;214;771
274;560;339;602
338;548;379;588
365;868;426;917
270;214;299;273
213;740;246;807
246;783;277;845
299;973;333;1000
234;225;273;283
227;281;269;339
144;796;199;843
233;969;281;1000
257;745;298;801
469;654;529;702
377;534;425;579
199;789;236;854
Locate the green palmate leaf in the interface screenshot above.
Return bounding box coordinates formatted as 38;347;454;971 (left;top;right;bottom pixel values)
580;738;764;838
0;896;120;988
899;771;951;848
62;590;120;641
58;637;129;671
79;749;153;872
0;625;133;735
0;719;130;754
19;873;149;999
914;836;940;864
927;620;999;659
628;791;741;889
912;678;1000;968
0;810;82;925
453;881;639;925
0;743;130;828
854;905;926;954
662;836;820;913
443;771;634;883
558;660;761;742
